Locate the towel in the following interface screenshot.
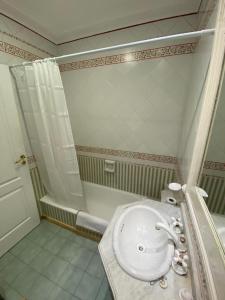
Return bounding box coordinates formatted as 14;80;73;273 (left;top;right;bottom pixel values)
76;211;108;234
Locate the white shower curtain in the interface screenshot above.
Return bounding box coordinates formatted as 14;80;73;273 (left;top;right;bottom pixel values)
12;60;86;210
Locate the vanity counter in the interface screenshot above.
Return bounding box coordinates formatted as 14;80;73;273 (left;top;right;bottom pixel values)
99;199;192;300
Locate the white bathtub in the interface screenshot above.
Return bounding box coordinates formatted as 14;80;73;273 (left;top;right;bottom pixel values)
83;181;143;221
41;181;144;224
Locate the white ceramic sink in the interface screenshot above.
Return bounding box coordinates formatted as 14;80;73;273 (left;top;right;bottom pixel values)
113;204;174;281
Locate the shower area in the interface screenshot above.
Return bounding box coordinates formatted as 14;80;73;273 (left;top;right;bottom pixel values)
8;1;217;236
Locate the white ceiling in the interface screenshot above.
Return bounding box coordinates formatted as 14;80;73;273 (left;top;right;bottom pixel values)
0;0;201;44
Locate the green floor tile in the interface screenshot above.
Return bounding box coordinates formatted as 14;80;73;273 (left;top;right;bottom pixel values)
70;247;94;270
86;254;105;279
58;227;75;239
44;235;67;255
49;285;79;300
26;225;55;246
75;272;102;300
83;239;98;252
57;240;80;262
0;257;26;284
26;274;55;300
4;287;22;300
68;234;86;246
96;276;111;300
29;248;54;273
96;276;114;300
0;252;14;270
39;220;61;234
0;220;109;300
42;256;69;283
17;241;42;264
11;265;39;296
9;238;32;256
57;264;84;295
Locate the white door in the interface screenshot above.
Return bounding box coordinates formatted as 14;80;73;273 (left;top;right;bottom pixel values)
0;65;40;257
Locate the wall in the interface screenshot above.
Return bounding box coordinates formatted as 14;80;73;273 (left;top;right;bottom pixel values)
0;9;215;205
0;13;57;206
0;14;57;64
0;14;57;161
178;0;218;183
199;64;225;215
59;14;199;196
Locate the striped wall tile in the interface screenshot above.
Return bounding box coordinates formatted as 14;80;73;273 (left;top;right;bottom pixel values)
78;155;176;199
200;174;225;215
30;167;46;214
40;201;77;227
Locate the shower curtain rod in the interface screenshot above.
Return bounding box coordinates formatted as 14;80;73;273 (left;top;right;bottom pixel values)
10;28;215;68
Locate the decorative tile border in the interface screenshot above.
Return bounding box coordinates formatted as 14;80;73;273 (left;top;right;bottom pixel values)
0;40;41;61
0;31;54;57
0;40;196;70
27;146;177;167
204;160;225;171
200;173;225;214
59;43;196;72
27;147;225;171
75;145;177;164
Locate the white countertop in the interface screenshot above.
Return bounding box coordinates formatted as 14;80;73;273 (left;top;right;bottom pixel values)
99;199;192;300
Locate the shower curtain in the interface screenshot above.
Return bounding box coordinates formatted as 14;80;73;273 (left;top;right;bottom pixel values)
12;59;86;210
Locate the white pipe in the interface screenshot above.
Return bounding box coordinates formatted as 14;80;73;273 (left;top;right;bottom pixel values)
10;29;215;68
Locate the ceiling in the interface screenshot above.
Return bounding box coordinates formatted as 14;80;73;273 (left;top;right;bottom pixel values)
0;0;201;44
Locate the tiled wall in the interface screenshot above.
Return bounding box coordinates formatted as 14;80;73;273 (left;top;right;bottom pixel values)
0;13;57;161
199;57;225;216
28;146;177;203
177;2;217;183
60;14;198;158
78;154;176;200
0;14;57;63
200;173;225;214
2;7;223;216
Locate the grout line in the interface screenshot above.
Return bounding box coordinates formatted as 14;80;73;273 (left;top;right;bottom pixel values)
1;220;103;299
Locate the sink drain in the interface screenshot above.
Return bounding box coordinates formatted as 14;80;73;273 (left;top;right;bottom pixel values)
137;243;145;252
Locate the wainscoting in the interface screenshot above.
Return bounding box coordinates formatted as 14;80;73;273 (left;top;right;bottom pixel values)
29;152;177;225
200;174;225;215
30;167;46;213
77;155;176;200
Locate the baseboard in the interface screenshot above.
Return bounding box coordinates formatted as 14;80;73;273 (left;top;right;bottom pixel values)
41;215;102;242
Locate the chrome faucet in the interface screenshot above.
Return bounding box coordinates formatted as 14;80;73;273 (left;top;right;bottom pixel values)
155;222;181;250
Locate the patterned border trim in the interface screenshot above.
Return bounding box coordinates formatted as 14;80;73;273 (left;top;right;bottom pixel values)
0;31;54;57
27;148;225;170
0;40;42;61
204;160;225;171
27;147;177;166
76;145;177;164
0;40;196;69
59;43;196;72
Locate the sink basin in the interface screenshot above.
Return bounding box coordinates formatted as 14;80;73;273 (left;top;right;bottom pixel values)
113;204;174;281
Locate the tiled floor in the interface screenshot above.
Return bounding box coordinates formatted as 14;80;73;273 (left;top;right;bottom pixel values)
0;220;113;300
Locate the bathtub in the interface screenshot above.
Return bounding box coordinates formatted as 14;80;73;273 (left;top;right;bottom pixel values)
40;181;149;236
83;181;143;221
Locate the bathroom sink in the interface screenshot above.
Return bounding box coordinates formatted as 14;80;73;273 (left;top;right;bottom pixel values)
113;204;174;281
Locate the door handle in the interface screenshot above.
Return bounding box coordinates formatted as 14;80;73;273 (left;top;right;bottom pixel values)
15;154;26;165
